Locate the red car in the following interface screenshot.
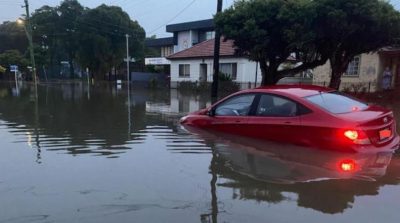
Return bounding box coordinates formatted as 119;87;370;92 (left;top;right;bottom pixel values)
180;85;400;152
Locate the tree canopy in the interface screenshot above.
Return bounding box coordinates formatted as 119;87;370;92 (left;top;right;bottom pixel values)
0;50;29;72
0;21;28;54
215;0;400;87
75;4;145;78
27;0;145;80
314;0;400;88
215;0;327;85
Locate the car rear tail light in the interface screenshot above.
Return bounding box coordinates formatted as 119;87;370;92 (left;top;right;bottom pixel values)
344;130;358;140
343;130;371;145
339;159;357;172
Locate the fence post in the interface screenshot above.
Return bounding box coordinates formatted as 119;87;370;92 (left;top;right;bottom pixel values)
368;82;371;93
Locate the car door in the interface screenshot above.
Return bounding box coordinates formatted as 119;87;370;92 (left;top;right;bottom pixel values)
246;93;302;144
209;93;257;135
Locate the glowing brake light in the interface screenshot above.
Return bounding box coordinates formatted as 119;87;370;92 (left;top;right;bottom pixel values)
344;130;358;140
343;130;371;145
339;159;356;172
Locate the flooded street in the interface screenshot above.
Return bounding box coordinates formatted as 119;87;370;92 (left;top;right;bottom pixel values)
0;82;399;223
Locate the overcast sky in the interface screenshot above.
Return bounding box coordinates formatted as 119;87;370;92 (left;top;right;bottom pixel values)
0;0;399;38
0;0;236;37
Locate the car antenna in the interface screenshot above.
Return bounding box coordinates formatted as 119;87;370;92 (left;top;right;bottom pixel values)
318;90;326;105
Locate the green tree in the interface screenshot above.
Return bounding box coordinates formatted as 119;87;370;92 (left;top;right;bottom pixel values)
0;65;6;74
57;0;85;79
0;21;28;54
76;4;145;79
313;0;400;89
215;0;328;85
145;35;160;58
0;50;29;79
31;5;64;78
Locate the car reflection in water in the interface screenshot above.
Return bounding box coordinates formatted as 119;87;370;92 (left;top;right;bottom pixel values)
182;125;398;214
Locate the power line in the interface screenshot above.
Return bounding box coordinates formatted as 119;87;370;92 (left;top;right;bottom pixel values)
147;0;197;35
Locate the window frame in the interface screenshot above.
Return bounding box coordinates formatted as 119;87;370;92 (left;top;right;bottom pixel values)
250;93;312;117
212;93;257;117
179;64;190;78
219;63;237;80
304;91;368;114
343;56;361;77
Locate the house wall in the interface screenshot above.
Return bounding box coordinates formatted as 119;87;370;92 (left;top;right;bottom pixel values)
175;31;192;53
191;30;198;45
170;57;262;88
174;30;215;54
313;53;381;92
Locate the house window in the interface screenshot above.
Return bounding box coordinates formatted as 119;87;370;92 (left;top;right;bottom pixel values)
219;63;237;80
161;46;173;57
206;31;215;40
345;56;361;76
179;64;190;77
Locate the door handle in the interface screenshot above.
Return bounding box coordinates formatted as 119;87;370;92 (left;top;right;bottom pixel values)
284;121;292;124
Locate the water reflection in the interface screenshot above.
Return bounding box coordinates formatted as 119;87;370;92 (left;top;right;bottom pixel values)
0;82;183;158
182;126;399;215
1;82;400;222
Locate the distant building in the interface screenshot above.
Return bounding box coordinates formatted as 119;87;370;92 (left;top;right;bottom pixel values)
313;47;400;92
146;18;400;91
145;19;215;66
145;19;263;88
167;38;261;88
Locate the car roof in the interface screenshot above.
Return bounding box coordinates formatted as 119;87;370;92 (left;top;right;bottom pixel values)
245;85;335;98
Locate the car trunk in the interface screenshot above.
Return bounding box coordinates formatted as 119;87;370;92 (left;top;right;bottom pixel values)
336;105;396;147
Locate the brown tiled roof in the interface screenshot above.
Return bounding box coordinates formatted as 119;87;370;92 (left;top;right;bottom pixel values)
167;39;238;60
379;46;400;55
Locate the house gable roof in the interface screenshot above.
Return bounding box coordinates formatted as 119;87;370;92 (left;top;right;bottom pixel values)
167;38;238;60
166;19;214;33
145;37;174;47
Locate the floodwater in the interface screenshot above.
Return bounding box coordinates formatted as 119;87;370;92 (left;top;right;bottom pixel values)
0;82;399;223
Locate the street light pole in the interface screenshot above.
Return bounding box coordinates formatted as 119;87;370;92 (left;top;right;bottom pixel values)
126;34;130;84
126;34;131;137
23;0;37;87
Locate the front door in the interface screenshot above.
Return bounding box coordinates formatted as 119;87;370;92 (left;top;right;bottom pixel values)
200;64;207;82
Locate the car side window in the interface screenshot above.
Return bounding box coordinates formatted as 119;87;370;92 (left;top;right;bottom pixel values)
256;94;298;117
215;94;255;116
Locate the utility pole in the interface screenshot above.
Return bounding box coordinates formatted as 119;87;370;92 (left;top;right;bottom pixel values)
23;0;37;87
125;34;131;137
126;34;130;84
211;0;223;100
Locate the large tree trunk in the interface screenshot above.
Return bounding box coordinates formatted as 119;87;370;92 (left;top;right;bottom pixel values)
259;60;268;86
259;60;276;86
329;69;342;89
328;53;352;90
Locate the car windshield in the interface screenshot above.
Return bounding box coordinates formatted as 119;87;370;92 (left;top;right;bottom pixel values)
305;92;368;114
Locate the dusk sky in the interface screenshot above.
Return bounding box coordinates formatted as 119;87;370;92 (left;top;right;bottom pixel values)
0;0;399;38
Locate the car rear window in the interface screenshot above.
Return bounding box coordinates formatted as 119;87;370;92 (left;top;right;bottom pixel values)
305;92;368;114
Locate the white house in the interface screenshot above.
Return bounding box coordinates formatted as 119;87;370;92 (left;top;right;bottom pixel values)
144;19;216;66
167;38;262;88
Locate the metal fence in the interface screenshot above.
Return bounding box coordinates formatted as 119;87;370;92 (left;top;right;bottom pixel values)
313;81;379;93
